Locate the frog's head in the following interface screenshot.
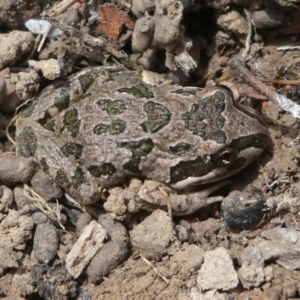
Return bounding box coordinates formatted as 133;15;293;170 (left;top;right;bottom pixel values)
170;86;269;189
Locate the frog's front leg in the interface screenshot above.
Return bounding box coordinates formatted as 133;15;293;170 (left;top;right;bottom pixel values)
16;117;101;205
136;180;231;216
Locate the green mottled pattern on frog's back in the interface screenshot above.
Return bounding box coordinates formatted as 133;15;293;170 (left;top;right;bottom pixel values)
20;69;269;190
20;67;111;121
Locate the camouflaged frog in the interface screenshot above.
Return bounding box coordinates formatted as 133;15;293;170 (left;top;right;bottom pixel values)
15;67;269;214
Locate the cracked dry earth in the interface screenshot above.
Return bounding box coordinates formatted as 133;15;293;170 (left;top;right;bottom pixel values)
2;0;300;300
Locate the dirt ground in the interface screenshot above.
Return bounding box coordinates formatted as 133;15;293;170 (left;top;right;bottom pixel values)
1;0;300;299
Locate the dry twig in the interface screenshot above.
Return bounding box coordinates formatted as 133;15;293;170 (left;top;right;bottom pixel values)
24;184;66;231
241;8;253;59
229;58;300;119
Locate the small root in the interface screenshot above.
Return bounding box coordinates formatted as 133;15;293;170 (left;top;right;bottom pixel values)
24;184;66;231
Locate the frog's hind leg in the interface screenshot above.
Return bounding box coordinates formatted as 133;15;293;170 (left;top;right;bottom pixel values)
137;180;231;216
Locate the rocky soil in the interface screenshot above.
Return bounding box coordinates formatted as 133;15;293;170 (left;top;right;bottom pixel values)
1;0;300;299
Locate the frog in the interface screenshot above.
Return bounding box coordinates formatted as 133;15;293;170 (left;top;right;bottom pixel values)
15;67;269;215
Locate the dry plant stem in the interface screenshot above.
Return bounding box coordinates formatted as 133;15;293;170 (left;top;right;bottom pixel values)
50;0;78;16
45;16;130;66
39;0;77;52
141;255;170;284
158;187;172;220
229;58;300;118
38;25;52;52
264;79;300;85
45;15;105;47
6;115;18;147
24;184;66;231
242;8;252;59
277;46;300;51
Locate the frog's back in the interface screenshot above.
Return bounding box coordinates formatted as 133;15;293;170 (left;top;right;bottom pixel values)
45;73;203;186
47;72;268;188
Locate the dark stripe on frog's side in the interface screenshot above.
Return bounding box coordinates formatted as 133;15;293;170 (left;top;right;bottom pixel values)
117;84;154;99
169;142;192;155
88;163;116;177
63;108;81;138
231;133;269;151
17;126;38;157
140;101;171;133
226;133;269;170
171;89;197;96
170;153;232;184
96;99;127;115
169;147;238;183
117;138;154;173
61;142;83;159
182;90;227;144
170;156;210;183
93;119;127;135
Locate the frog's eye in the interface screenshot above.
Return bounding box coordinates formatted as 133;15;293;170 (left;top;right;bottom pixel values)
219;148;236;164
210;147;237;168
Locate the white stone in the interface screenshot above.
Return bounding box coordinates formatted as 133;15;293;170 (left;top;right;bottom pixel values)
197;247;239;291
66;221;107;278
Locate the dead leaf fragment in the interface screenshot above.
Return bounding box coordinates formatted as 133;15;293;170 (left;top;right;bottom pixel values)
95;4;135;41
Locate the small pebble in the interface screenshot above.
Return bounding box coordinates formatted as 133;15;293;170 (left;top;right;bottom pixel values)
98;215;129;242
31;211;50;225
14;185;37;213
5;210;20;227
290;229;298;244
197;247;239;291
62;206;82;226
175;224;192;242
251;9;291;29
0;155;35;185
31;170;62;201
87;241;130;284
221;190;265;231
0;31;34;69
76;212;92;237
130;209;173;259
33;224;58;263
0;185;14;213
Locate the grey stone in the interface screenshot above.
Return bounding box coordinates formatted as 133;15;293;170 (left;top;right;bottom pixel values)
238;245;265;289
98;215;129;242
31;170;62;201
0;155;35;185
197;247;239;291
33;224;58;263
130;209;173;259
87;241;129;283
